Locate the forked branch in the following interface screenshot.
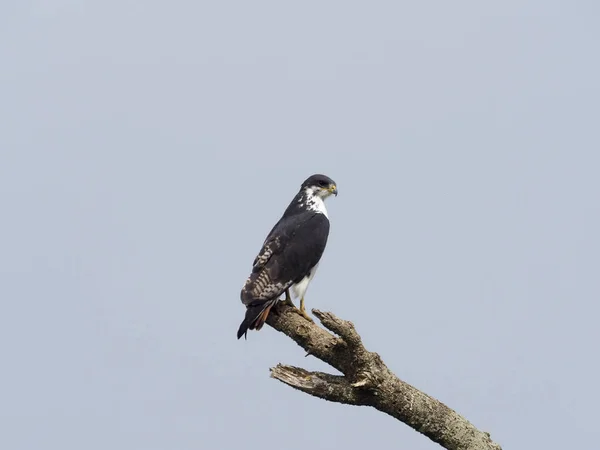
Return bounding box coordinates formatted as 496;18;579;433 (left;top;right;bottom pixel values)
265;306;502;450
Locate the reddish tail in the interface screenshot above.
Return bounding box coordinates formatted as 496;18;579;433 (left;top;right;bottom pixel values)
237;299;277;339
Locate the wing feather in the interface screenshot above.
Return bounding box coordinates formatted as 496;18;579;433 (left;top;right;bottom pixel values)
241;212;329;305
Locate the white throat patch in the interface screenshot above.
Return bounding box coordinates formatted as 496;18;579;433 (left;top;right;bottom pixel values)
303;188;329;218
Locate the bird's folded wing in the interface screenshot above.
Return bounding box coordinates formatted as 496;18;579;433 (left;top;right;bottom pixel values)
251;235;282;272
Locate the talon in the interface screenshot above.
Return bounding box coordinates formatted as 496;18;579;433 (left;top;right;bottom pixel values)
300;311;314;322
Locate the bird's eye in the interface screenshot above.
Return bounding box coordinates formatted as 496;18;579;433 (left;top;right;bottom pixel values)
318;180;327;187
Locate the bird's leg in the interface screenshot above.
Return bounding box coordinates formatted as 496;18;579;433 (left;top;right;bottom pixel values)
299;297;314;322
277;290;313;322
280;289;295;307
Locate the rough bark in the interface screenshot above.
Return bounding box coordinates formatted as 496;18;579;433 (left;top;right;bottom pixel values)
265;305;502;450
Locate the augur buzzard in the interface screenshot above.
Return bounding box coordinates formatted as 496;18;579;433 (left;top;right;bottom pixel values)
237;174;337;339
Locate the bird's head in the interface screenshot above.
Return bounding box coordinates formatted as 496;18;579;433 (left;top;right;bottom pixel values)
301;174;338;199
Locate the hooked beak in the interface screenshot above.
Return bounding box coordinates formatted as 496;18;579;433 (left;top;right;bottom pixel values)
329;184;338;196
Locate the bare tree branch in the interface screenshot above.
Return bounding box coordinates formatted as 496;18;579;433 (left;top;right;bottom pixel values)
266;305;502;450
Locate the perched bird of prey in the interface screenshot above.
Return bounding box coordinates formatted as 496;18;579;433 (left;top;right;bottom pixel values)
237;174;338;339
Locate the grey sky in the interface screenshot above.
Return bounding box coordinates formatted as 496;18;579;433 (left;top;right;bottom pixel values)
1;1;599;449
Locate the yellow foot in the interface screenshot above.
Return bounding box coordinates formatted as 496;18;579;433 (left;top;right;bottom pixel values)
299;297;314;322
299;308;314;322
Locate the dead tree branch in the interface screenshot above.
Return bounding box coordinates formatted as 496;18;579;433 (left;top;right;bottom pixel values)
265;305;502;450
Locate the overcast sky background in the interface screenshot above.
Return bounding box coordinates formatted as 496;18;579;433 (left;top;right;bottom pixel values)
1;1;599;449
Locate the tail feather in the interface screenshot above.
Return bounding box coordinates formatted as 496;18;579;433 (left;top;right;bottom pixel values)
237;299;277;339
